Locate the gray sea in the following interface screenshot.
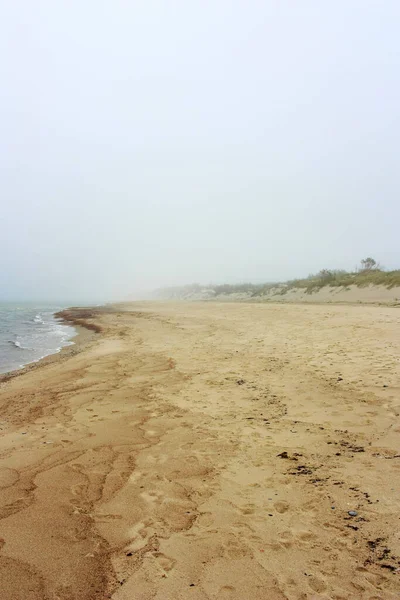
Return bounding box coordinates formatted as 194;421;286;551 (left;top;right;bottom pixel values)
0;303;76;374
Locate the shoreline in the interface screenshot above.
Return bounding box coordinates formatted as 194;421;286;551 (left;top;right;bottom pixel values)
0;308;101;384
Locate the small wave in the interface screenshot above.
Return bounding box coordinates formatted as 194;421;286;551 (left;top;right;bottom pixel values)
0;307;77;375
8;340;26;350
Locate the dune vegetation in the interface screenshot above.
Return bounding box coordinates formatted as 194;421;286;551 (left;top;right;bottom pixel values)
154;258;400;299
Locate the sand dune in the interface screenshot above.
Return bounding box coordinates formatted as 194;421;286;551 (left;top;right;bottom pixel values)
0;302;399;599
152;283;400;305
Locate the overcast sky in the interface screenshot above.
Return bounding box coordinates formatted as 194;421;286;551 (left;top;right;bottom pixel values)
1;1;399;302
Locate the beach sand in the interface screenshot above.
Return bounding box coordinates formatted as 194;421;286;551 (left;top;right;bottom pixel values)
0;301;399;599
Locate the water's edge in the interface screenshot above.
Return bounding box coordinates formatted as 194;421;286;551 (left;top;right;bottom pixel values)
0;307;104;382
0;306;79;376
3;323;77;375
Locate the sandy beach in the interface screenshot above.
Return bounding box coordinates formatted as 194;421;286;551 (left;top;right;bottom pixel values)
0;301;399;600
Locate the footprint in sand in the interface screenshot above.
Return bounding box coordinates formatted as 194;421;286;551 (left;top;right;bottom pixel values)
297;530;317;542
152;552;176;572
274;501;289;513
308;575;327;593
278;531;294;548
216;585;236;598
240;504;256;515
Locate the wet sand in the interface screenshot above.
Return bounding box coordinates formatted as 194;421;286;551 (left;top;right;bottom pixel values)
0;302;399;599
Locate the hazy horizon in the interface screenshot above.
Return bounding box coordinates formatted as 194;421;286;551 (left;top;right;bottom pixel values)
1;1;399;303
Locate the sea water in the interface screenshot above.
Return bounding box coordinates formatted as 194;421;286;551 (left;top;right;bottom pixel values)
0;303;76;374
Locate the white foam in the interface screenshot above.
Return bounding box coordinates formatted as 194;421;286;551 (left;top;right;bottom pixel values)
8;340;29;350
1;307;77;375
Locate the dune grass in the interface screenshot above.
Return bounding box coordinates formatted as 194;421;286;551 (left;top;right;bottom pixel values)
154;265;400;299
284;269;400;294
215;269;400;297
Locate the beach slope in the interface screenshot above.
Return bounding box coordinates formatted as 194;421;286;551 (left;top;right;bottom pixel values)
0;302;399;599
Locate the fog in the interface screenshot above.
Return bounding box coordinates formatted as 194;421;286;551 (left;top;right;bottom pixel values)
1;1;399;302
